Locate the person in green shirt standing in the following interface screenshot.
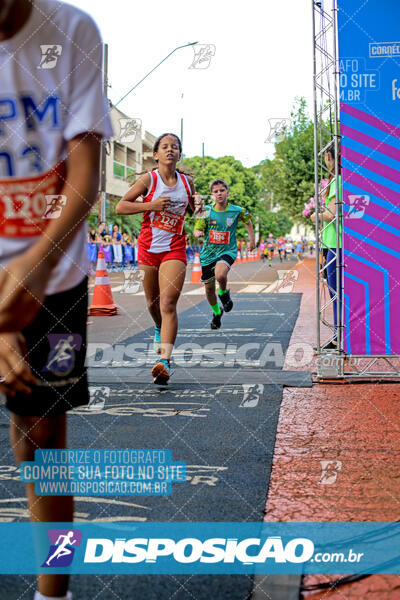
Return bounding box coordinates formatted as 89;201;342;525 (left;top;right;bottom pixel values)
193;178;255;329
312;141;342;349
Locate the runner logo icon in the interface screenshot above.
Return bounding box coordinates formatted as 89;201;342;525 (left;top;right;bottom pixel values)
43;195;67;219
319;460;342;485
42;529;82;567
118;118;142;143
38;45;62;69
43;334;82;376
265;118;291;143
347;195;370;219
189;44;216;69
239;384;264;408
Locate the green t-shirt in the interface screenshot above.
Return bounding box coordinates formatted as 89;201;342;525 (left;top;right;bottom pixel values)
322;176;342;249
194;203;251;265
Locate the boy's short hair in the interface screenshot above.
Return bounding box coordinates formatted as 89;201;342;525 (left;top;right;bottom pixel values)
210;178;229;192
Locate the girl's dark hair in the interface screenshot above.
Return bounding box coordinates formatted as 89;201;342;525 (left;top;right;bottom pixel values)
153;133;182;155
131;133;194;185
325;140;341;179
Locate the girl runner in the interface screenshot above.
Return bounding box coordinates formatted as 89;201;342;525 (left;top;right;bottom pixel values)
259;238;266;261
277;236;285;262
116;133;197;384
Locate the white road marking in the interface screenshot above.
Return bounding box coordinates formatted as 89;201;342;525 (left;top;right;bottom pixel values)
238;284;268;293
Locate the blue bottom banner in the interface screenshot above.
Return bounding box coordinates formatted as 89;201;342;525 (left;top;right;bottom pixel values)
1;522;400;574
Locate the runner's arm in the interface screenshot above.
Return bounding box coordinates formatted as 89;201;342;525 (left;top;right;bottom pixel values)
115;173;171;214
0;333;38;396
187;177;196;212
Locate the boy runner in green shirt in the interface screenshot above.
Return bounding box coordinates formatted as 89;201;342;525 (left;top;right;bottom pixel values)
193;178;255;329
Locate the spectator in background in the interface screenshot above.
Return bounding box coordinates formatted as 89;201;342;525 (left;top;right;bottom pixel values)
101;231;113;269
87;228;98;274
131;234;138;267
98;220;107;240
112;224;123;270
122;231;134;268
311;140;342;349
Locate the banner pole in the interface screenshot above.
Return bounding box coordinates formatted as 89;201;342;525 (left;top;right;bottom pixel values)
312;0;321;355
332;0;343;375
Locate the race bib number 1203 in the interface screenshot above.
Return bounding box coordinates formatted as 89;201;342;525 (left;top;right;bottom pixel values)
0;163;66;238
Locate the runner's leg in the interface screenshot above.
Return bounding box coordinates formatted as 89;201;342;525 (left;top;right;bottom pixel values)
158;259;186;360
216;262;233;313
215;262;229;293
205;278;218;308
204;278;224;329
10;413;71;597
140;265;161;327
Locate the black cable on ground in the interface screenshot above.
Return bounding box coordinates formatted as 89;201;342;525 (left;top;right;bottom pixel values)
299;524;400;591
300;573;370;591
312;376;400;385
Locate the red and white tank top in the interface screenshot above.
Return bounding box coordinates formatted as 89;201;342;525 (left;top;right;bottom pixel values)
138;169;191;253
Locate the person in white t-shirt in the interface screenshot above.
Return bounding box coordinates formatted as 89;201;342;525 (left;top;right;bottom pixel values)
285;240;293;259
0;1;113;599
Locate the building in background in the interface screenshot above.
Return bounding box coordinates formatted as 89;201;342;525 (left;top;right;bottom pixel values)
96;105;157;221
289;221;315;241
142;130;157;172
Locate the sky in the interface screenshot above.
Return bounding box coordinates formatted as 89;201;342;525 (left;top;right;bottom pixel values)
69;0;314;167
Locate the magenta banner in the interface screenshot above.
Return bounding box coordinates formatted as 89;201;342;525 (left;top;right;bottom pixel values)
338;0;400;355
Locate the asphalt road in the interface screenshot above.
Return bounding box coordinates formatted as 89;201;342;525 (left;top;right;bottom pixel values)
0;253;308;600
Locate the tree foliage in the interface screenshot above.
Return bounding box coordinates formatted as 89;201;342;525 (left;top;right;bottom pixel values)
181;155;293;241
253;97;328;228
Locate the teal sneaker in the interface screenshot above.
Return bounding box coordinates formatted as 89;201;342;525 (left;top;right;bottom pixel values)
152;359;171;385
154;325;161;354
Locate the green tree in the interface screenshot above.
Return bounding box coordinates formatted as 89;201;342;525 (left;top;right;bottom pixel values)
182;155;263;242
253;97;330;227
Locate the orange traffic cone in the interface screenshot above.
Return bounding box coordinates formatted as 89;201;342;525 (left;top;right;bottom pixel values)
190;252;202;284
236;250;241;264
89;251;118;316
